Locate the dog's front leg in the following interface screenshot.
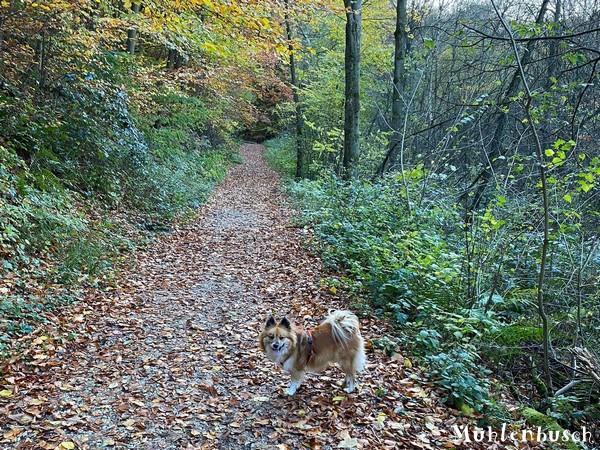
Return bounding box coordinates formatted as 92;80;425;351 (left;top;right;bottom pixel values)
343;375;356;393
287;370;305;395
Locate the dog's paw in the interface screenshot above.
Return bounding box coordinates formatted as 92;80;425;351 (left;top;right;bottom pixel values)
287;386;298;396
287;381;300;395
343;381;356;393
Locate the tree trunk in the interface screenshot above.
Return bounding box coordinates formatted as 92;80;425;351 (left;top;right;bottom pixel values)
126;2;141;55
284;0;304;179
0;17;5;67
37;32;47;90
547;0;562;83
342;0;361;180
493;0;553;395
380;0;408;175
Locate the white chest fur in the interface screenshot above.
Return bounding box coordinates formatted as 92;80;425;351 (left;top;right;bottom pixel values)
267;349;294;372
281;355;295;372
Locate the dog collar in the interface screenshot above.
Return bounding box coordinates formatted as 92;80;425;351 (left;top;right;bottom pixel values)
306;330;314;363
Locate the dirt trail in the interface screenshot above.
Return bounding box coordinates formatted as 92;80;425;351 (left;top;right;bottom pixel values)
1;144;488;449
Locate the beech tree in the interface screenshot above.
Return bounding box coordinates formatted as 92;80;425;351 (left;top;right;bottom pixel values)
284;0;305;179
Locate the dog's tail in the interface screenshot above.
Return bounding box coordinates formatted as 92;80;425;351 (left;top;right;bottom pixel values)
323;310;361;343
324;310;366;374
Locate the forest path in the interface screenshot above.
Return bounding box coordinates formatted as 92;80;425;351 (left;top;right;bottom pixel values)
1;144;482;449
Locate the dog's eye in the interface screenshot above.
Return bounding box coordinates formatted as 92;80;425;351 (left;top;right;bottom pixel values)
268;334;274;339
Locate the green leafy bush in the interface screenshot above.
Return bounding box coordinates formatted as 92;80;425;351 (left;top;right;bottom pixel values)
424;346;491;411
131;91;235;218
264;134;297;179
290;177;463;313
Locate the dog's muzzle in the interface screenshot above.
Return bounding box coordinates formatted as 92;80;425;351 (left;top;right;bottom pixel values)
271;343;283;351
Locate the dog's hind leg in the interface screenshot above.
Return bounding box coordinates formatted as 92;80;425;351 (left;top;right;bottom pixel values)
287;370;305;395
339;360;356;393
340;346;365;393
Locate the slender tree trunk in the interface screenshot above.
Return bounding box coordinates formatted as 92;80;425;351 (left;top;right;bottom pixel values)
542;0;562;148
284;0;304;179
126;2;141;55
342;0;361;180
380;0;408;175
0;17;5;68
38;32;47;89
547;0;562;83
175;51;183;68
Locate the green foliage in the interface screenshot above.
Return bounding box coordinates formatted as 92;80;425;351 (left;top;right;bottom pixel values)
491;322;542;347
290;176;463;311
131;90;235;218
424;345;491;411
264;134;297;179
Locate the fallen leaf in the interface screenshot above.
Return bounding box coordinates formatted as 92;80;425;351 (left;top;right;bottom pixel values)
3;428;23;440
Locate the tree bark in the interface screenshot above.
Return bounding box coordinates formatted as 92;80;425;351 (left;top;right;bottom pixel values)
284;0;304;179
37;32;47;89
167;48;176;69
0;17;5;68
380;0;408;175
342;0;361;180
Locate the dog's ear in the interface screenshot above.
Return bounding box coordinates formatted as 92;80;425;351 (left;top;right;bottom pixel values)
280;317;291;329
265;316;276;328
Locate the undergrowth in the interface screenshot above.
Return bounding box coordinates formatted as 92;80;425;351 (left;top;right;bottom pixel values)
286;175;497;412
263;133;297;180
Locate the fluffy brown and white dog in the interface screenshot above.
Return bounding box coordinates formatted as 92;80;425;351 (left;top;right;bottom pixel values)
259;310;366;395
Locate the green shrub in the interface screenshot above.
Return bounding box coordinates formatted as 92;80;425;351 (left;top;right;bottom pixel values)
264;133;297;179
290;177;463;314
424;345;491;411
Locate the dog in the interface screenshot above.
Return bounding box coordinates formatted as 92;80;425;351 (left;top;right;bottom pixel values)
258;310;366;395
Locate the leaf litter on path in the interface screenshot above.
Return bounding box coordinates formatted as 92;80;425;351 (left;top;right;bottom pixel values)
1;144;539;449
